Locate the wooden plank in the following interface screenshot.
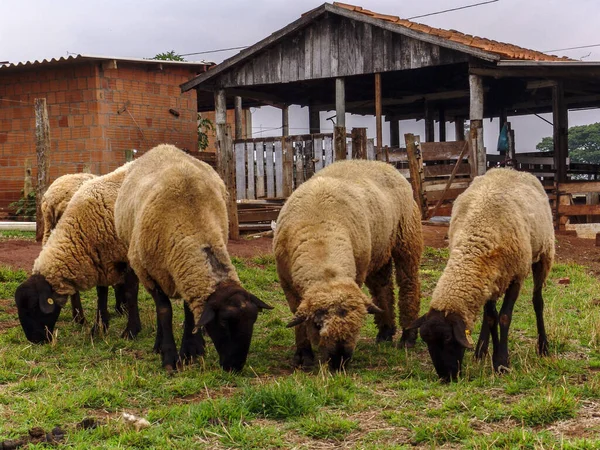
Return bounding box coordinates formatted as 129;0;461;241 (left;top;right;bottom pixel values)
425;180;471;190
424;162;471;178
336;77;345;127
246;142;255;200
255;141;265;198
420;141;470;161
295;143;305;187
469;72;485;176
347;141;352;160
314;136;324;172
238;209;281;223
282;105;289;137
34;98;50;242
324;136;333;166
334;126;346;161
216;123;239;239
234;97;243;140
559;204;600;216
455;117;465;141
367;139;375;160
426;187;468;203
351;127;367;159
239;223;274;232
305;140;315;180
558;182;600;195
265;142;275;198
405;133;427;219
235;142;247;200
375;72;383;159
424;101;435;142
553;81;568;183
320;17;332;78
282;138;294;197
274;140;284;198
304;26;313;79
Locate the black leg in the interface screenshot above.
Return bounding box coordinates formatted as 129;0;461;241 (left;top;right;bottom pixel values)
70;291;85;325
293;323;315;369
475;300;497;360
113;283;126;316
91;286;110;335
532;260;550;356
120;269;142;339
179;301;206;365
149;285;177;371
365;259;397;343
494;281;521;372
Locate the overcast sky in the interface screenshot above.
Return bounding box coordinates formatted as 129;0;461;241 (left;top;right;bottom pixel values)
2;0;599;150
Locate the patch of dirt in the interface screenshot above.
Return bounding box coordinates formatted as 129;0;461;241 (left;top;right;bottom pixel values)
227;236;273;259
547;400;600;439
0;239;41;272
0;299;19;333
1;426;65;449
555;233;600;276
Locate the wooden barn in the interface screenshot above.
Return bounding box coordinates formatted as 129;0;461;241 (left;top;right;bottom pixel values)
181;2;600;236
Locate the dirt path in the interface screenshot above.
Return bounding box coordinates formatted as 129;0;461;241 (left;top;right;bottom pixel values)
1;225;599;276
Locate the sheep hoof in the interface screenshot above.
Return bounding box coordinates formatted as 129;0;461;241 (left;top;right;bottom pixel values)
162;351;179;372
493;360;510;374
397;328;417;348
91;322;109;336
293;348;315;369
538;339;549;356
376;325;396;343
121;326;141;340
179;338;205;364
73;315;86;326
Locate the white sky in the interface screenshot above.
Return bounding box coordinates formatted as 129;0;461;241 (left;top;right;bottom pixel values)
1;0;599;151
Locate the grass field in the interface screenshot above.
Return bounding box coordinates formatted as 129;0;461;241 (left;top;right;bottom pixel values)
0;247;599;448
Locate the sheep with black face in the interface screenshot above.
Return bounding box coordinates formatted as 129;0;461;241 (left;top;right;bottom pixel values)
15;165;141;344
274;159;423;371
114;144;272;372
409;168;554;382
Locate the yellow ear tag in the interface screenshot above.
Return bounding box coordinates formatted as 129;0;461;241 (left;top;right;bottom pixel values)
465;329;474;346
47;298;54;305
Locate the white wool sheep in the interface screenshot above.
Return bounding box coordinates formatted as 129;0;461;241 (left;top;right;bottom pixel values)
15;164;141;343
274;159;423;370
410;168;555;381
114;144;272;372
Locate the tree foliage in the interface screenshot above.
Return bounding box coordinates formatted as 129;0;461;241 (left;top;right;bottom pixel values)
536;122;600;164
198;114;214;151
152;50;185;61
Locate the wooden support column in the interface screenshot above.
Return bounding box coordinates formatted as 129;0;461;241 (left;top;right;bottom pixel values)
244;109;252;139
454;117;465;141
389;118;400;148
308;104;320;134
424;101;435;142
234;96;243;140
351;127;368;159
375;73;385;160
215;89;239;239
469;74;485;176
438;107;446;142
34;98;50;242
282;105;289;137
405;133;428;219
553;81;568;184
335;78;346;161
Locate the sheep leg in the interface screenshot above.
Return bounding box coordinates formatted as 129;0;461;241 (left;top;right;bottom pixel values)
282;278;314;368
149;286;178;371
179;301;206;365
475;299;498;360
91;286;110;335
70;291;85;325
365;259;396;343
494;280;521;373
532;259;551;356
113;283;127;316
120;269;142;340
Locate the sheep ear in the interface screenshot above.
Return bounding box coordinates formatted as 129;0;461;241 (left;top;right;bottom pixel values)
407;314;427;330
366;303;384;314
286;312;307;328
450;315;473;349
197;305;216;327
248;293;273;312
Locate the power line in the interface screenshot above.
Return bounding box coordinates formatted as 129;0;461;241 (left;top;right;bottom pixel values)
180;46;249;57
407;0;499;20
544;43;600;53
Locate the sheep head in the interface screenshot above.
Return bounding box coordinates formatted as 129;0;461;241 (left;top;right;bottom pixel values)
409;309;473;382
196;282;273;372
14;274;68;343
286;280;382;371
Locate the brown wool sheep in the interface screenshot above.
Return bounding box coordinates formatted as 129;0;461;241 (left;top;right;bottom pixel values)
114;144;272;372
15;164;141;343
410;168;555;381
274;159;423;370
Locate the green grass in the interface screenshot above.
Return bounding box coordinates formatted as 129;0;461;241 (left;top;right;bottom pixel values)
0;230;35;240
1;248;600;448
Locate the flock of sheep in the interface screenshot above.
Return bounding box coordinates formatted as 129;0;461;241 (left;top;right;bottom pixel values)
14;144;555;381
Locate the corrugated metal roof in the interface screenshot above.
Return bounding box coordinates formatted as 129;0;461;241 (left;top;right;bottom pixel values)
333;2;571;62
0;54;214;71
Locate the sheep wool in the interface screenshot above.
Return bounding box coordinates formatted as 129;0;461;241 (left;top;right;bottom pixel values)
430;168;555;331
33;164;132;295
41;173;97;245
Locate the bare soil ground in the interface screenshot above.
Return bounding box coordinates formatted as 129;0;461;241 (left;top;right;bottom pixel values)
1;225;599;277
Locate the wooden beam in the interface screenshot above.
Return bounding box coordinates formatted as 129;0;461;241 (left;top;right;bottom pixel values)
375;73;383;158
351;128;368;159
34;98;50;242
559;204;600;216
282;137;294;196
389;118;400;148
336;77;346;127
334;126;347;161
203;86;285;109
424;101;435;142
438;107;446;142
244;109;252;139
234;96;243;140
469;73;485;176
282;105;289;137
553;81;568;183
558;181;600;195
454;117;465;141
309;105;320;133
405;133;428;219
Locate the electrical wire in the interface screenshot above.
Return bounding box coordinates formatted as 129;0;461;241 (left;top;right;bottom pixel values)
407;0;499;20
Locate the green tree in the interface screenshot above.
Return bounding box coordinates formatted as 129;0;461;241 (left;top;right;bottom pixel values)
152;50;185;61
536;122;600;164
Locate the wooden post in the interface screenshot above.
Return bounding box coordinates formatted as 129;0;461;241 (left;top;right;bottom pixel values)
234;96;243;140
405;133;428;219
282;137;294;197
553;81;568;183
507;123;516;164
243;109;252;139
215;89;239;239
309;104;320;134
389;118;400;148
469;74;485;175
351;128;368;159
334;126;346;161
438;107;446;142
424;101;435;142
335;77;346;128
34;98;50;242
499;108;508;132
282;105;289;137
374;73;384;159
23;160;33;197
454;117;465;141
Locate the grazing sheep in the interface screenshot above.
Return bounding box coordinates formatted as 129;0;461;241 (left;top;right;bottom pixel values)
274;159;423;370
41;173;128;323
114;144;272;372
409;168;554;381
15;164;141;343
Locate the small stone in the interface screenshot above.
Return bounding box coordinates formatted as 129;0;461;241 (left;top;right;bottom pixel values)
558;277;571;285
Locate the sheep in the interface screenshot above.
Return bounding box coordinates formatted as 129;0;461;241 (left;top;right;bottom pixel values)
15;164;141;344
41;173;128;323
273;159;423;371
114;144;273;372
409;168;554;382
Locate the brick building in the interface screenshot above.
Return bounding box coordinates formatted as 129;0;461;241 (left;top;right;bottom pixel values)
0;54;247;213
